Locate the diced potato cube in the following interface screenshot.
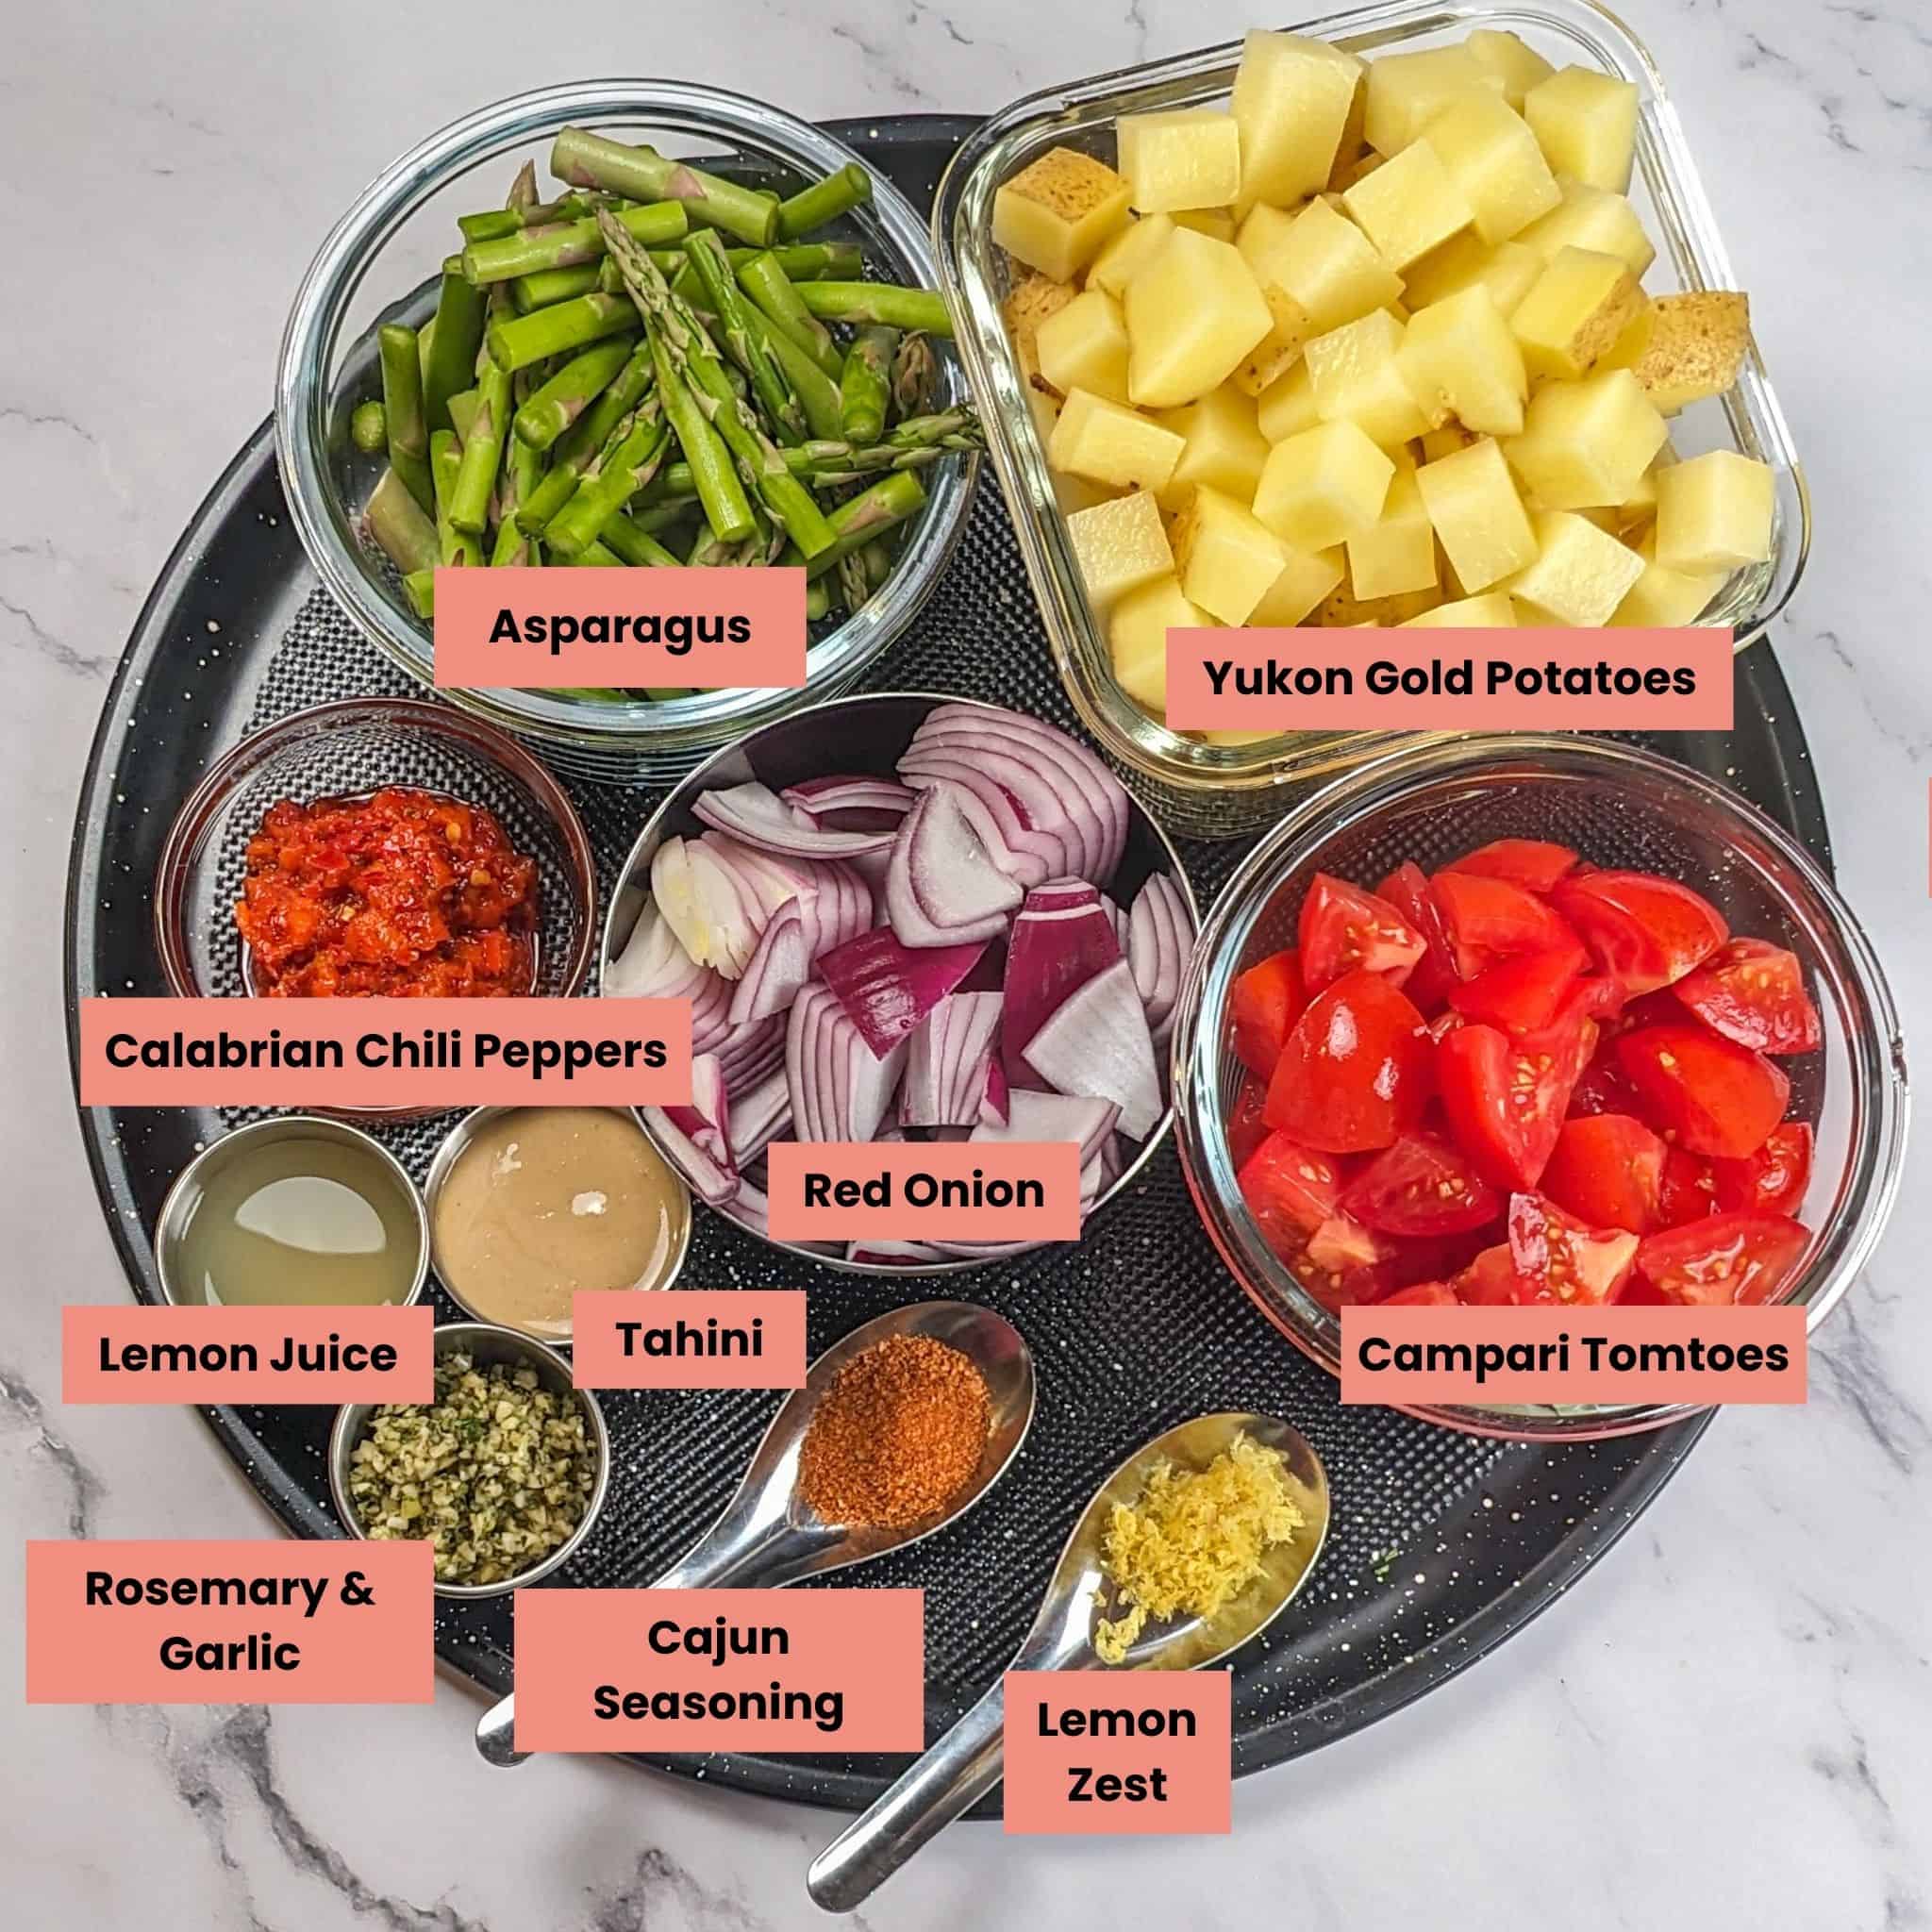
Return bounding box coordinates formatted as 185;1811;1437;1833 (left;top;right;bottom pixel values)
1312;580;1442;626
1403;234;1541;317
1305;308;1435;446
1464;29;1557;110
1124;228;1274;408
1172;484;1290;624
1607;291;1752;413
1401;591;1519;626
1250;542;1346;625
1505;369;1667;510
1003;273;1078;379
1233;297;1314;398
1364;45;1504;155
1255;359;1322;442
1036;288;1131;403
1065;490;1174;609
1518;177;1654;275
1231;29;1366;206
1253;419;1395;550
1615;441;1674;529
1610;536;1726;626
1414;436;1538;590
1047;388;1186;492
993;148;1133;282
1089;213;1177;296
1343;141;1474;270
1155;382;1271;509
1240;198;1405;333
1110;575;1208;710
1524;67;1640;192
1506;509;1646;624
1398;284;1528;436
1118;109;1242;213
1347;460;1439;599
1422;92;1560;244
1509;245;1646;380
1654;450;1774;574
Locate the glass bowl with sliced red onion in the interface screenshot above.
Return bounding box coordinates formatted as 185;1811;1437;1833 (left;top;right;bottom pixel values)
600;691;1198;1272
1169;734;1907;1441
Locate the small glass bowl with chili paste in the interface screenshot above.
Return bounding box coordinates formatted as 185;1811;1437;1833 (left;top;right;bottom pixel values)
155;696;596;1121
1170;735;1907;1441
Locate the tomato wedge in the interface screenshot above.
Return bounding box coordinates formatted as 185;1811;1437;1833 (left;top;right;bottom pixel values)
1550;871;1727;995
1293;1214;1398;1309
1430;870;1583;978
1376;1280;1457;1307
1658;1147;1719;1226
1299;873;1425;993
1227;1078;1271;1170
1672;938;1823;1056
1376;860;1460;1013
1237;1130;1342;1259
1436;1012;1591;1191
1567;1053;1641;1117
1541;1113;1666;1234
1710;1121;1813;1217
1263;970;1431;1154
1340;1132;1501;1236
1230;947;1307;1081
1634;1211;1809;1306
1447;942;1590;1034
1454;1241;1536;1304
1507;1191;1640;1305
1439;838;1577;894
1615;1024;1791;1159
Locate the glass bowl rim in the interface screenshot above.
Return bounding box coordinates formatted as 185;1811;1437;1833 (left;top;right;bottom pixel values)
1170;730;1908;1440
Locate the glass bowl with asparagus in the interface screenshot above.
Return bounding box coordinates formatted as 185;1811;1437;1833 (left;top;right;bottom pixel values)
277;80;981;784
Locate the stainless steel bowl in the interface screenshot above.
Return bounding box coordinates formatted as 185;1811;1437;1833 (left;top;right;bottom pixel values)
328;1320;611;1600
600;690;1199;1274
154;1115;429;1309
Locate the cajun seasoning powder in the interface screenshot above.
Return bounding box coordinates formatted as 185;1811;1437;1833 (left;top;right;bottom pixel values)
797;1334;991;1528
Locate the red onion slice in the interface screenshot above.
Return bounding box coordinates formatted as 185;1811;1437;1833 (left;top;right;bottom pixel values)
695;779;898;858
1127;871;1192;1044
901;990;1004;1126
884;784;1021;948
783;774;917;833
971;1087;1119;1169
1020;956;1163;1140
1001;878;1122;1088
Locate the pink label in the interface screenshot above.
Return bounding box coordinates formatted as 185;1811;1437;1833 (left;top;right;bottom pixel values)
511;1588;925;1752
764;1141;1084;1243
1164;626;1735;731
1004;1671;1231;1835
1338;1305;1807;1406
571;1290;808;1390
434;566;807;690
77;997;691;1108
25;1540;433;1704
63;1305;434;1404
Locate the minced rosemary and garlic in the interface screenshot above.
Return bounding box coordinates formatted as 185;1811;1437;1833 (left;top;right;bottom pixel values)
346;1351;596;1586
1093;1432;1303;1665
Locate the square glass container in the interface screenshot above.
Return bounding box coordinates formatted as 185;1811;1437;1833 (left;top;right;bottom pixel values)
932;0;1810;839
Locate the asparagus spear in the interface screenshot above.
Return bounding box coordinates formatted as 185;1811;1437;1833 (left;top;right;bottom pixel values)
512;241;865;314
737;252;841;375
403;568;437;617
351;399;388;454
447;356;509;534
376;324;432;508
421;271;487;433
514;342;655;537
598;208;836;558
600;512;684;568
839;326;896;443
486;292;636;372
647;408;982;496
775;162;872;240
649;333;757;548
798;282;953;335
512;338;634;452
365;465;439;576
891;331;938;419
544;402;672;560
430;430;483;566
490;519;536;566
553;128;779;247
445;387;481;447
783;470;927;577
457;192;607;242
684;229;803;442
805;576;831;621
461;202;690;285
736;300;844;440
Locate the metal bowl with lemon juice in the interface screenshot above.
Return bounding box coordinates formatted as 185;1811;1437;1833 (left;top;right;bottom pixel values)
805;1412;1330;1914
474;1300;1035;1768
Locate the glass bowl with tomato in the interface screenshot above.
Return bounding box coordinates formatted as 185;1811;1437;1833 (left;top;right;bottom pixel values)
1170;734;1907;1440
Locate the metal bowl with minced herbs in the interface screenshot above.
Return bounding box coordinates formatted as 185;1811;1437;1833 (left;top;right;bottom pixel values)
328;1322;609;1598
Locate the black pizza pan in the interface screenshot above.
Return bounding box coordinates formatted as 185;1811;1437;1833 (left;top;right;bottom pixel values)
64;115;1829;1814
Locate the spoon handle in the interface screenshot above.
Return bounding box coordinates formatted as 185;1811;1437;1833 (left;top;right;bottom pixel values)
806;1678;1008;1912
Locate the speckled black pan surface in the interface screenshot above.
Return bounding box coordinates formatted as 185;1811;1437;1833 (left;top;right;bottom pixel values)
66;116;1832;1816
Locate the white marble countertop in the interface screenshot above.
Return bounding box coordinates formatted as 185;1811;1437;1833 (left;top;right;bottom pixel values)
7;1;1930;1925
